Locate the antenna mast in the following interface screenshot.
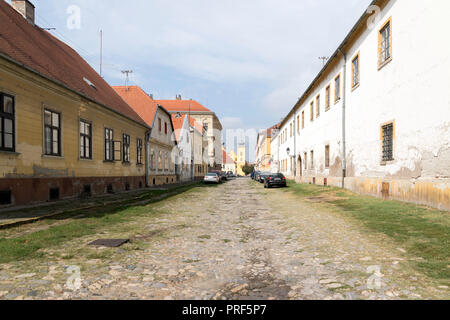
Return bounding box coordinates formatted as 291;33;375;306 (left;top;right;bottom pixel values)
100;30;103;77
319;56;329;66
121;70;133;90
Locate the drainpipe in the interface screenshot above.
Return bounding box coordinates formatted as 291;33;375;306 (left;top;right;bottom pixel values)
293;117;297;179
338;48;347;189
145;129;152;187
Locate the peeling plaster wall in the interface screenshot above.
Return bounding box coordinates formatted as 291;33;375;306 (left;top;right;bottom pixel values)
274;0;450;210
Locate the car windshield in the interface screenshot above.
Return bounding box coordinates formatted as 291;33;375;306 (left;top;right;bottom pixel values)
271;173;284;178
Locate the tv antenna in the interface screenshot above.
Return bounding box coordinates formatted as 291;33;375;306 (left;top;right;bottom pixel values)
319;56;329;66
121;70;133;90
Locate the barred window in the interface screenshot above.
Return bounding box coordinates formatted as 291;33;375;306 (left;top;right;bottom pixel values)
310;102;314;122
325;85;331;111
44;109;61;156
335;75;341;101
382;123;394;162
316;95;321;118
79;120;92;159
325;145;330;168
352;54;360;88
0;93;15;152
379;20;392;66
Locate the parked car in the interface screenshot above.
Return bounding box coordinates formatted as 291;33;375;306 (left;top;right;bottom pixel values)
204;173;220;184
259;172;271;183
220;172;228;182
227;172;236;179
264;173;287;188
254;171;262;181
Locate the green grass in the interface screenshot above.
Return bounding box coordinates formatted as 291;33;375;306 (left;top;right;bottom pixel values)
0;183;200;264
284;181;450;284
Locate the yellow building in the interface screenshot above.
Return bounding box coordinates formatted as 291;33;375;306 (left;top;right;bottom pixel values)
236;144;247;176
255;124;279;172
0;1;149;206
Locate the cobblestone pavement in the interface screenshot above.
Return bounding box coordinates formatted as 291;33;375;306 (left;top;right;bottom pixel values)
0;178;448;300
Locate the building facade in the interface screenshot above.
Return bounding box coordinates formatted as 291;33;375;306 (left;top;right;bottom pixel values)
155;97;223;170
274;0;450;211
222;148;237;174
236;144;247;176
0;1;150;207
255;124;279;172
113;86;178;186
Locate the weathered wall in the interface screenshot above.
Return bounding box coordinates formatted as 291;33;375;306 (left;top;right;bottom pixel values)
0;57;148;206
274;0;450;210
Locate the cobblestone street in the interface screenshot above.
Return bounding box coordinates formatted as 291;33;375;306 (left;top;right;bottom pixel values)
0;178;447;300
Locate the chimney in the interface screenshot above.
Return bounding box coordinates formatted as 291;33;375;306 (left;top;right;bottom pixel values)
12;0;35;25
176;94;182;100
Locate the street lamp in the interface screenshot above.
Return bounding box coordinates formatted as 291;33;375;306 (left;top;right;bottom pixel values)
286;148;291;156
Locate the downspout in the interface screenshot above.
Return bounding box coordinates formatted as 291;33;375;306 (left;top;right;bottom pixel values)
293;117;297;179
338;48;347;189
145;129;152;187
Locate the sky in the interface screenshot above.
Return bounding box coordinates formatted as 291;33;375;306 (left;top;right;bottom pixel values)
14;0;373;161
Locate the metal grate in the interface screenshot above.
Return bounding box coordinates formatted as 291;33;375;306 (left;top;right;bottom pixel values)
89;239;129;248
382;123;394;162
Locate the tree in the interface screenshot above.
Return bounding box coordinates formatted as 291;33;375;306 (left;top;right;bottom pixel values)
241;162;254;176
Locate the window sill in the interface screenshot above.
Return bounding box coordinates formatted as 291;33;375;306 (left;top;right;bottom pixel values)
351;83;360;92
334;98;341;105
79;158;93;162
380;159;395;166
378;57;392;71
103;160;115;164
42;155;64;159
0;150;20;156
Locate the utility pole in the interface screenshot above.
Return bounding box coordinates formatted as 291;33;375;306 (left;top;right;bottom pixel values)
319;56;329;66
121;70;133;90
100;30;103;77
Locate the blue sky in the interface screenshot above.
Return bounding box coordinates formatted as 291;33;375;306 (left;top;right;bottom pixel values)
14;0;372;160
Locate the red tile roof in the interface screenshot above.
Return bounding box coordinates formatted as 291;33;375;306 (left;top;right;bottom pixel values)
0;1;148;127
170;113;203;142
155;99;211;113
113;86;160;128
267;123;280;137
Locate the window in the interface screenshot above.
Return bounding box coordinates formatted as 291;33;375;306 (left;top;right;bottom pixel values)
296;115;300;133
304;153;307;170
0;93;15;152
325;85;331;111
158;118;162;132
381;122;394;162
310;150;314;168
352;53;360;89
79;120;92;159
164;122;168;135
379;18;392;68
137;138;143;165
105;128;114;161
316;95;321;118
335;74;341;102
44;109;61;156
0;190;12;205
301;111;305;129
123;134;130;163
310;102;314;122
325;145;330;168
290;123;293;137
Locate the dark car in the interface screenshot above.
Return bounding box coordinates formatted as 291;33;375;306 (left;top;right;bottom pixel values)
220;172;228;182
259;172;271;183
264;173;287;188
254;171;262;181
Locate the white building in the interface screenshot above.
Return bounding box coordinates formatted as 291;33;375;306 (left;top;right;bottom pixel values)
274;0;450;210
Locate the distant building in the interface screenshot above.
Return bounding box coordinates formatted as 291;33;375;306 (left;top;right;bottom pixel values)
236;144;247;176
222;148;237;174
154;97;223;171
255;124;279;172
113;86;177;186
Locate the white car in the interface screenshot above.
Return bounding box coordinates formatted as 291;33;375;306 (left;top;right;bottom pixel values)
203;173;220;184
